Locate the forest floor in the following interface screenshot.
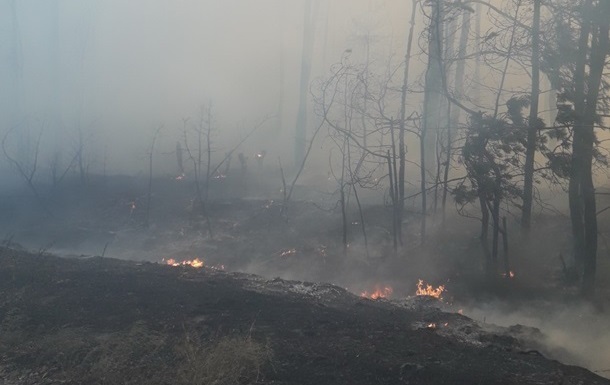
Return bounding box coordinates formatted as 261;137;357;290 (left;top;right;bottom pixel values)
0;173;609;383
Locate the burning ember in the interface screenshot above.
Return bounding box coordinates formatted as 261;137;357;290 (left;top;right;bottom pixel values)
416;279;445;299
162;258;204;268
502;271;516;279
175;173;186;181
279;248;297;257
361;286;393;300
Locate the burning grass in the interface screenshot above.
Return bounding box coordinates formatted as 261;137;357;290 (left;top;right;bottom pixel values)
162;258;205;268
416;279;445;299
361;286;393;300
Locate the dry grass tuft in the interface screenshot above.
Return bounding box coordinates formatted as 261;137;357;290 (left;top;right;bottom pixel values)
177;333;273;385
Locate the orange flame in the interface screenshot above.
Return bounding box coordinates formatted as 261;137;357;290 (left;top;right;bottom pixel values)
361;286;393;300
416;280;445;299
163;258;204;268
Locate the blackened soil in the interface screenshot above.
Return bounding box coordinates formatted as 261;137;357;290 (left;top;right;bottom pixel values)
0;247;607;385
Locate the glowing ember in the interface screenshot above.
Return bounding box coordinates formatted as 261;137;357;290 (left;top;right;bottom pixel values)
361;286;393;300
175;173;186;181
427;323;437;329
416;280;445;299
162;258;204;268
279;248;297;257
502;271;516;279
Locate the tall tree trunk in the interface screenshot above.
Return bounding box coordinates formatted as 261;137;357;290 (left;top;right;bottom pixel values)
569;2;591;275
442;7;471;220
423;0;445;179
580;18;608;296
277;1;286;134
473;2;482;104
398;0;418;245
521;0;541;231
569;0;608;297
294;0;316;166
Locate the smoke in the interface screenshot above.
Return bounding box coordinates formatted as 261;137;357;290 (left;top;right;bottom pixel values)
461;300;610;378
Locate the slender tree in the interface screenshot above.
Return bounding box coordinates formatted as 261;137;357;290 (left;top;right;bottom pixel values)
521;0;541;231
294;0;317;166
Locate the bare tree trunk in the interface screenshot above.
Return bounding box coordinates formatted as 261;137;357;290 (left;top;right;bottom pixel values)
419;126;427;245
502;216;510;276
146;126;162;227
569;3;591;275
423;0;445;178
390;120;401;246
277;1;286;134
387;151;398;253
521;0;541;231
491;193;500;276
337;133;349;256
479;194;491;273
442;7;471;220
579;17;608;296
420;0;446;245
473;2;482;104
398;0;418;244
294;0;316;166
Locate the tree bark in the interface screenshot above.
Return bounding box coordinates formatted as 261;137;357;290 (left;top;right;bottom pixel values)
521;0;541;231
294;0;316;166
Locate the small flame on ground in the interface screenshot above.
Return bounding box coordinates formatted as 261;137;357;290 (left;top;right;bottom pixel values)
416;279;445;299
502;271;516;279
427;323;437;329
361;286;393;300
162;258;204;268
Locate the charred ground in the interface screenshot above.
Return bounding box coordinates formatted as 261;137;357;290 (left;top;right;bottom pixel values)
0;247;608;385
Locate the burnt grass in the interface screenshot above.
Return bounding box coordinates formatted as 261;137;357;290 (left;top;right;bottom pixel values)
0;248;608;385
0;174;609;384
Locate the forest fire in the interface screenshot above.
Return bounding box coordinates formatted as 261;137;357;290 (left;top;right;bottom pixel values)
162;258;204;268
361;286;393;300
415;280;445;299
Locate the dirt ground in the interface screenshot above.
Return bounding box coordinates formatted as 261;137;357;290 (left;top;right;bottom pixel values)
0;247;608;385
0;173;609;383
